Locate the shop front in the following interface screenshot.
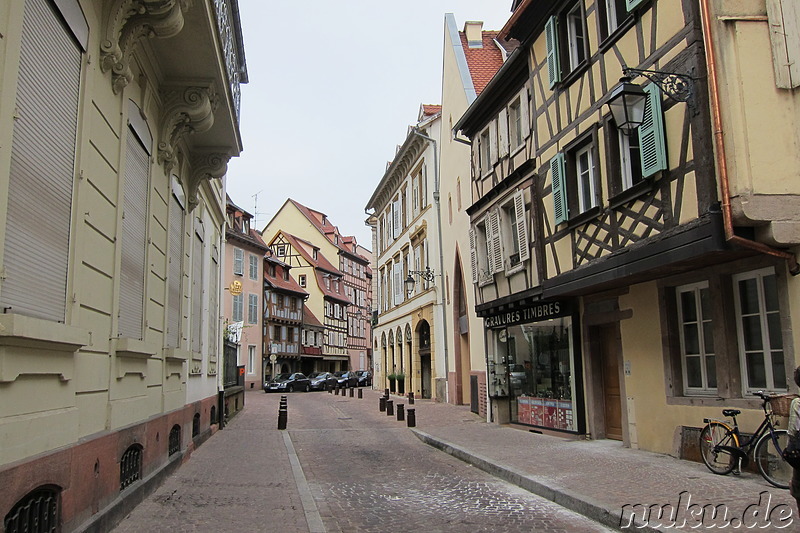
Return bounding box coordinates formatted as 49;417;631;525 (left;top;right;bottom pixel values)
482;299;585;435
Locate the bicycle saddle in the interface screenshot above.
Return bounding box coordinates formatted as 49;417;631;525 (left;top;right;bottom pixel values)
722;409;741;417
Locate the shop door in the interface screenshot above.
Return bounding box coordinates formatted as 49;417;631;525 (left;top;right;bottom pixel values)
598;326;623;440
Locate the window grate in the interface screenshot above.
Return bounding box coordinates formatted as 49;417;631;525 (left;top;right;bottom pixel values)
168;425;181;456
120;445;143;490
4;487;60;533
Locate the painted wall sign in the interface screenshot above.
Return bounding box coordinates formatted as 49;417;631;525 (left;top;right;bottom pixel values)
484;300;571;329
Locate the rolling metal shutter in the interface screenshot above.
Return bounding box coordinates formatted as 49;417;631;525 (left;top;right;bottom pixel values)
118;132;149;339
191;224;204;353
1;0;81;322
166;191;184;348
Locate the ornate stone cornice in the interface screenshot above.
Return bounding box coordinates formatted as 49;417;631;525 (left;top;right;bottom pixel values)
100;0;193;94
158;84;219;173
185;149;231;211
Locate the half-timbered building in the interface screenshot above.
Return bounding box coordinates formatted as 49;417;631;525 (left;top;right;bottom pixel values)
457;0;800;457
263;251;308;379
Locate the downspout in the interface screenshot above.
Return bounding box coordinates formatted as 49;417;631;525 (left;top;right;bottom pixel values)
411;128;451;402
699;0;799;274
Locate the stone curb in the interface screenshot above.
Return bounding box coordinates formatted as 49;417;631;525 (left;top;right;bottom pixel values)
411;429;665;533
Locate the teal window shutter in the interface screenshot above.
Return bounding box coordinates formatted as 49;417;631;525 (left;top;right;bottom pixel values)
626;0;645;10
638;84;667;177
551;153;568;225
545;16;561;88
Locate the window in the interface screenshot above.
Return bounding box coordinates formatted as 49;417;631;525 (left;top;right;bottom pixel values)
233;248;244;275
248;293;258;324
544;2;588;87
232;293;243;322
733;268;786;393
551;133;599;224
500;191;530;270
479;128;492;175
192;413;200;437
509;98;524;150
299;274;306;287
120;444;143;490
290;297;297;311
168;425;181;456
249;254;258;280
677;282;716;394
617;126;643;191
4;486;61;533
599;0;630;39
566;3;587;71
167;179;185;348
277;294;284;308
191;221;204;353
248;345;255;373
276;245;286;257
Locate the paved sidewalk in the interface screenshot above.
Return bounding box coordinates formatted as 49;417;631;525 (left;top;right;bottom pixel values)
369;390;798;532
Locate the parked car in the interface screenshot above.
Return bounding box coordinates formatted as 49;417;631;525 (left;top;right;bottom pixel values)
264;373;311;393
308;372;337;391
333;370;359;388
355;370;372;387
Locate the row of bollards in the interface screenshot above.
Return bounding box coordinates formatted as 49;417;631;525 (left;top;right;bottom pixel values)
378;390;416;427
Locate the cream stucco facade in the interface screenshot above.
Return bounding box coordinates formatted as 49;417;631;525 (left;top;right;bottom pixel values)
0;0;246;530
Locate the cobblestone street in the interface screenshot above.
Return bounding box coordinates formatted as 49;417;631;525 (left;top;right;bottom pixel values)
111;390;612;532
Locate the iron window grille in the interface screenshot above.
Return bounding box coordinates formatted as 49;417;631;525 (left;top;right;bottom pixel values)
4;486;60;533
120;445;143;490
168;425;181;456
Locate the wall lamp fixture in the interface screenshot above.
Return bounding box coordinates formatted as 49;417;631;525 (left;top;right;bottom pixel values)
404;267;435;296
607;65;697;135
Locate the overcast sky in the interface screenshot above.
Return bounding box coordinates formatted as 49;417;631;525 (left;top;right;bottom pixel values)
225;0;513;249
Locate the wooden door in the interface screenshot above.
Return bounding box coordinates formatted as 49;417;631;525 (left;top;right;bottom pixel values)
599;327;623;440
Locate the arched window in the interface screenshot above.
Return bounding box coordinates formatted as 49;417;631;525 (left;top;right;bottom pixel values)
4;485;60;533
120;444;143;490
210;405;217;425
168;425;181;456
192;412;200;437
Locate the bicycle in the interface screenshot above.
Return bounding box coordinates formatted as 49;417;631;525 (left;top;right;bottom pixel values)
699;391;797;489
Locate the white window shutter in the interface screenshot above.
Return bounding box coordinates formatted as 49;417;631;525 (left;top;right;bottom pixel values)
485;218;496;275
489;209;504;274
469;228;478;284
498;109;509;157
514;190;530;262
767;0;800;89
489;120;498;164
392;199;401;238
519;87;530;140
393;262;402;305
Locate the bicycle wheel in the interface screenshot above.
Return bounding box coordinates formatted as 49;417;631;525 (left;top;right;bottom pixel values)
754;429;791;489
699;422;738;475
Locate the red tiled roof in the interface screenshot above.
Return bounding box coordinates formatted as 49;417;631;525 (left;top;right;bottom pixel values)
265;256;307;296
288;198;370;259
422;104;442;117
303;305;323;328
279;232;341;275
459;30;505;95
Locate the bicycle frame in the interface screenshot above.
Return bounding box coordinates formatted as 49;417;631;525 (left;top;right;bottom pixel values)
712;400;784;468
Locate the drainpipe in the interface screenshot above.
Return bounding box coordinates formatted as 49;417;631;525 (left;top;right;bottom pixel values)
699;0;799;275
411;128;451;402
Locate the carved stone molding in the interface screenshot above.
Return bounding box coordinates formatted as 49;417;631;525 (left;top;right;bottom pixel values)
158;84;219;173
185;150;231;210
100;0;193;94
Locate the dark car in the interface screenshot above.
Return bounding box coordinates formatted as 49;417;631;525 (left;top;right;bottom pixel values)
264;373;311;393
308;372;337;391
355;370;372;387
334;370;358;388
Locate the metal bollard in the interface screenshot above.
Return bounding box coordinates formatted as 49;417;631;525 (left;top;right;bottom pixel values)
397;404;405;422
349;387;354;397
379;396;386;412
408;392;415;405
386;399;394;416
328;387;332;394
335;386;339;396
385;388;390;398
358;388;363;399
406;408;416;427
278;407;288;430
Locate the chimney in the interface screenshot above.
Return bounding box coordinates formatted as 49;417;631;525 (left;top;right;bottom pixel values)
464;21;484;48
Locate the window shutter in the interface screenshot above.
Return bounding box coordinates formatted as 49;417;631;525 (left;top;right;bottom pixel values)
489;120;499;163
119;131;149;339
519;87;530;140
626;0;645;11
208;253;219;357
392;200;401;238
469;228;478;284
766;0;800;89
471;143;480;180
191;231;204;352
545;16;561;88
233;248;243;275
488;210;504;274
393;262;402;305
166;192;184;348
498;109;509;157
1;0;81;322
551;153;569;225
514;191;530;261
639;83;668;177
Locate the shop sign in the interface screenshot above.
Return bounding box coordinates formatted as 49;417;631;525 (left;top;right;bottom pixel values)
484;300;570;329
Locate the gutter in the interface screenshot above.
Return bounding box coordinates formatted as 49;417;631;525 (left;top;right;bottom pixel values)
699;0;799;275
